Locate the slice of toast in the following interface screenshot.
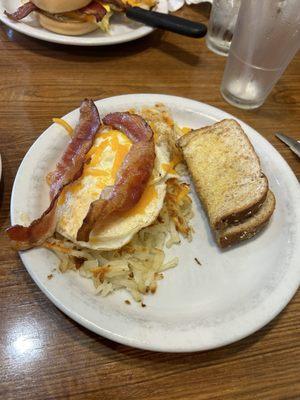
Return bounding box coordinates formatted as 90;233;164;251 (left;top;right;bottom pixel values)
177;119;269;230
216;190;275;248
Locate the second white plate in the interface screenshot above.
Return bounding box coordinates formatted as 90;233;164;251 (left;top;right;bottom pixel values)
0;0;168;46
10;94;300;352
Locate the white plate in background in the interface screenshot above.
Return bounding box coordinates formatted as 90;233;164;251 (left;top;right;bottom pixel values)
0;0;168;46
10;94;300;352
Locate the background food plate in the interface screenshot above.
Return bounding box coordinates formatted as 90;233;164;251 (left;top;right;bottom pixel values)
0;0;168;46
10;94;300;352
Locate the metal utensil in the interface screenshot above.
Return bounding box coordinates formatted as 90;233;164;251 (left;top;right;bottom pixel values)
126;7;207;38
275;132;300;158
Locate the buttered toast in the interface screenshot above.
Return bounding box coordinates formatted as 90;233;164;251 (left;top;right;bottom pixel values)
177;119;275;248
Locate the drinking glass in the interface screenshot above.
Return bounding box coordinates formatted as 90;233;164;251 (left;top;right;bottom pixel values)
221;0;300;110
206;0;241;56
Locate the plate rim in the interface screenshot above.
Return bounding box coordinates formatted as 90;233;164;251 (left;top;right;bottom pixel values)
10;93;300;352
0;0;167;46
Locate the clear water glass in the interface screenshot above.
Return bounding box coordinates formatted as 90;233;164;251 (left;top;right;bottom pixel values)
206;0;241;56
221;0;300;110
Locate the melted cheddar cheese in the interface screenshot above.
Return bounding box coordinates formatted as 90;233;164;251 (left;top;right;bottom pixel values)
56;126;168;250
52;118;73;136
162;154;183;175
122;184;157;218
58;129;158;219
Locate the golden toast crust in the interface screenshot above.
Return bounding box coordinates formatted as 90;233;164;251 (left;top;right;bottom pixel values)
178;119;269;230
217;190;276;248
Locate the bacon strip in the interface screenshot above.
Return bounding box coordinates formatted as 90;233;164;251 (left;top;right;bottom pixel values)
5;2;38;21
103;112;153;142
49;99;100;199
79;1;107;22
76;112;155;242
7;99;101;250
5;1;107;24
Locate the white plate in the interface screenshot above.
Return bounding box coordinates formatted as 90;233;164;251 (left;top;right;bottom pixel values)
10;94;300;352
0;0;167;46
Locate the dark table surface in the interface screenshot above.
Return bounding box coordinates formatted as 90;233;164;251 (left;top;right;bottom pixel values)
1;4;299;399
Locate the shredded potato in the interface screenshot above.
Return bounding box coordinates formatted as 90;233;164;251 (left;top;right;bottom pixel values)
44;179;193;302
44;106;194;303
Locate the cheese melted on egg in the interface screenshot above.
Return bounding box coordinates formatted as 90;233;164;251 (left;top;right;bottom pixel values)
56;129;173;250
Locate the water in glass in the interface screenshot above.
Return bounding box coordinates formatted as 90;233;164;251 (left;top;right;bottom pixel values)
206;0;241;56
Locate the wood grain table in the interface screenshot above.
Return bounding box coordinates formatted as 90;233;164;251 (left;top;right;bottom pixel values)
0;4;299;400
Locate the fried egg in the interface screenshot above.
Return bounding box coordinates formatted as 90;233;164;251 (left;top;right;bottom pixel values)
56;128;174;250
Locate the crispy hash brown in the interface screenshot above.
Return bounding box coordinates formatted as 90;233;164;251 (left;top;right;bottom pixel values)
43;105;194;302
44;179;193;302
